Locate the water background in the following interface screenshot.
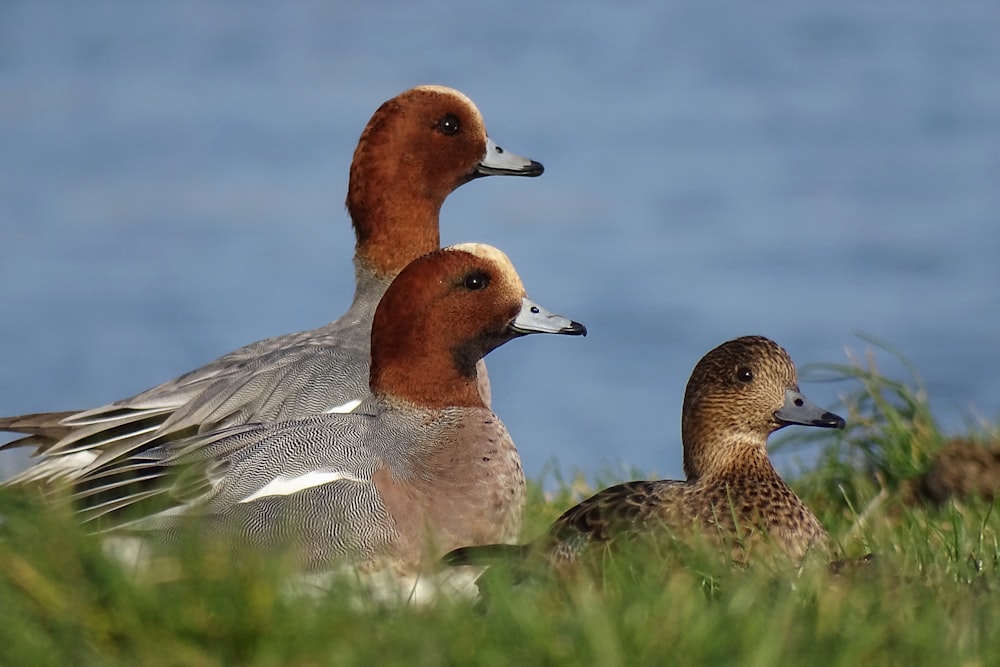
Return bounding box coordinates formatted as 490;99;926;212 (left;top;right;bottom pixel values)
2;1;999;485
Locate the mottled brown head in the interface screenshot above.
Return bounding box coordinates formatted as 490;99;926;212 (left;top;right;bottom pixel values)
369;243;584;409
681;336;843;479
348;86;543;277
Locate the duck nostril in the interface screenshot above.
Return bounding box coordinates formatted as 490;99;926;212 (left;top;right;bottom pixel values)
794;398;804;407
495;145;504;154
530;306;540;314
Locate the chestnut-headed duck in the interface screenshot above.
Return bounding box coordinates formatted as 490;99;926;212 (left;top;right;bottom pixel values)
74;244;585;592
444;336;845;574
2;85;544;483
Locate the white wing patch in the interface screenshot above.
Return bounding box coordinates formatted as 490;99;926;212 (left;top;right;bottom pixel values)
238;470;365;503
324;398;363;414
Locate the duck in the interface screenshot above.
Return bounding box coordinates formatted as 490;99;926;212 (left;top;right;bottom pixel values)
444;336;845;574
75;243;586;592
2;85;544;484
912;437;1000;505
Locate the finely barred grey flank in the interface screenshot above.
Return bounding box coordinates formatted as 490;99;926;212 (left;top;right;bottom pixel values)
68;245;586;576
1;86;544;484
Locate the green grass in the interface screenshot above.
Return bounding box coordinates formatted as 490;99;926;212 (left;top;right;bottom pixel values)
4;344;1000;666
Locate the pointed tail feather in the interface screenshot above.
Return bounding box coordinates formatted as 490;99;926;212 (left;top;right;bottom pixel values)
0;433;59;453
0;410;80;441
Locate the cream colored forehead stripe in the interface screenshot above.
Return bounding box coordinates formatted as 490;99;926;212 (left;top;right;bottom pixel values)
412;84;480;115
447;242;525;292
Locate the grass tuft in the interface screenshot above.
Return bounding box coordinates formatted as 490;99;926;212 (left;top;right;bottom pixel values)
3;342;1000;665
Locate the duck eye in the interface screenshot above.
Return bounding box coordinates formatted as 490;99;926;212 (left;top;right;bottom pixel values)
436;113;460;136
737;367;754;383
463;272;489;291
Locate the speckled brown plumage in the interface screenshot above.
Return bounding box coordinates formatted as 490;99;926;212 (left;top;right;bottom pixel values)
914;438;1000;505
445;336;846;571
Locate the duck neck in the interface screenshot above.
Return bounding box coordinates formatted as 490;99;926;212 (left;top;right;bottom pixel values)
370;333;487;410
348;168;444;279
684;432;775;482
340;258;397;328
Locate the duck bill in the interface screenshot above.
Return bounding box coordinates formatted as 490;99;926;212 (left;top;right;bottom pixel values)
475;137;544;177
774;389;846;429
509;297;587;336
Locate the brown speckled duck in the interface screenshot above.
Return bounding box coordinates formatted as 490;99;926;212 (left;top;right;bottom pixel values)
445;336;845;572
913;437;1000;505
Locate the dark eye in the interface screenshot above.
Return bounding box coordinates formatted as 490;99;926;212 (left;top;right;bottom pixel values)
436;113;460;136
463;271;489;291
737;367;754;383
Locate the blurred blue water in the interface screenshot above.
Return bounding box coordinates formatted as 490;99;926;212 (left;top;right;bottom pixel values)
2;1;998;483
